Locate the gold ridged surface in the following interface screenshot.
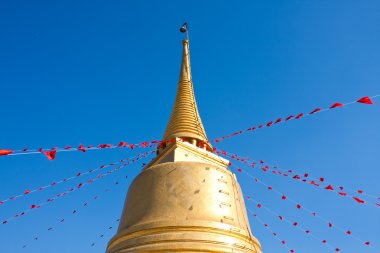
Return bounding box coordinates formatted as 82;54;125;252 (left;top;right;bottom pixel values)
163;40;210;148
106;161;262;253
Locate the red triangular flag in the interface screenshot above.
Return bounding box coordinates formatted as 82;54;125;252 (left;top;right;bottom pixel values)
310;181;320;186
44;150;56;160
0;149;13;156
78;144;86;152
295;113;304;119
310;108;321;114
353;197;365;204
357;96;373;104
330;102;343;109
325;185;334;191
286;115;294;121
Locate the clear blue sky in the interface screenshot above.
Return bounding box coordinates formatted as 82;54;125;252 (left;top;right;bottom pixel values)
1;1;379;252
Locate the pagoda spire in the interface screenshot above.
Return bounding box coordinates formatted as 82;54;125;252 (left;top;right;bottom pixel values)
163;33;212;151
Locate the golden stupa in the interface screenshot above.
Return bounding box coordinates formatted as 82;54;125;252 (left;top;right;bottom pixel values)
106;27;262;253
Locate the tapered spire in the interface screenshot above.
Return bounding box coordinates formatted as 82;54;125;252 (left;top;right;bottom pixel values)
163;38;212;150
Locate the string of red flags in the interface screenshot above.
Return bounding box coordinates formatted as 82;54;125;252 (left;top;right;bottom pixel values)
1;151;154;226
0;138;167;159
21;178;126;250
246;195;341;251
0;150;154;207
246;207;297;253
89;219;120;248
214;148;380;207
3;94;379;161
213;94;379;143
182;148;373;249
234;165;373;248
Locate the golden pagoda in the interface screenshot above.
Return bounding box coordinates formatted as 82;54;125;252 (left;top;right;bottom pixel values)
106;25;262;253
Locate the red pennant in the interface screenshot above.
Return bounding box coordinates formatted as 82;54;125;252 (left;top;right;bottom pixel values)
357;190;363;194
279;216;283;220
296;204;301;209
319;177;324;182
293;222;298;226
140;142;149;147
330;102;343;109
346;230;351;235
237;168;242;172
275;118;282;123
44;150;56;160
353;197;365;204
0;149;13;156
325;185;334;191
78;144;86;152
310;108;321;114
357;96;373;105
281;241;286;244
286;115;294;121
24;189;31;195
295;113;303;119
257;203;262;208
328;222;333;228
310;181;320;186
281;195;287;200
338;192;347;196
365;242;371;246
266;121;273;127
322;240;327;244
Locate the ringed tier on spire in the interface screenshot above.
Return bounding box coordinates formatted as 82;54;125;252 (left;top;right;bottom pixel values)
163;39;212;151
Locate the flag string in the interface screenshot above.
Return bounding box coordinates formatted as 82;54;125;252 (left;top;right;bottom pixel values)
0;151;154;206
1;151;154;225
246;207;297;253
2;94;378;160
213;94;379;143
215;148;379;206
235;165;373;248
21;177;127;250
246;195;340;251
89;218;120;248
0;140;161;159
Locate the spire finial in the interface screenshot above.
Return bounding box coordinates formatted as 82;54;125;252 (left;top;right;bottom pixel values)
179;22;189;40
162;24;212;151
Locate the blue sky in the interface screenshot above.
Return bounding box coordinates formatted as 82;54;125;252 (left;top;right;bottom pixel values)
0;0;379;252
